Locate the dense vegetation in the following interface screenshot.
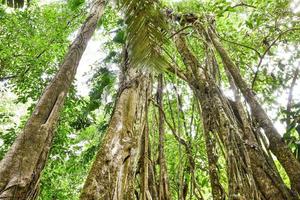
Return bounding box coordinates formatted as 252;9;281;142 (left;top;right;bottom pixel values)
0;0;300;199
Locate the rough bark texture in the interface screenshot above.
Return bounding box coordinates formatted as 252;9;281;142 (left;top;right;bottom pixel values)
175;34;258;200
0;1;105;199
148;144;158;200
157;74;171;200
140;113;151;200
173;33;297;200
205;26;300;195
225;70;296;200
202;121;225;200
80;50;150;200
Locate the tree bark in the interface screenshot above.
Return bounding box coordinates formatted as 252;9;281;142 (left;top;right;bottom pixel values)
148;142;159;200
140;114;151;200
201;119;225;200
174;33;257;200
80;49;151;200
157;74;171;200
0;1;106;199
225;68;296;199
205;25;300;195
173;33;297;200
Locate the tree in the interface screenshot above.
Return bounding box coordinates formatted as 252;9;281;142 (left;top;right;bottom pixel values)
1;0;300;199
0;0;106;198
80;47;151;199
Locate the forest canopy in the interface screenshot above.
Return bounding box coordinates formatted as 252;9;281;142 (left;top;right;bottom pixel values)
0;0;300;199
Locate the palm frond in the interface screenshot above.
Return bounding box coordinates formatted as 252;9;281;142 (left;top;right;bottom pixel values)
117;0;169;69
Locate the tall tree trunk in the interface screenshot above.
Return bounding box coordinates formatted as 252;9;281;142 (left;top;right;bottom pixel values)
140;116;151;200
174;34;258;199
80;49;151;200
204;25;300;195
148;142;158;200
174;33;297;200
0;1;106;199
224;69;295;199
157;74;171;200
201;119;225;200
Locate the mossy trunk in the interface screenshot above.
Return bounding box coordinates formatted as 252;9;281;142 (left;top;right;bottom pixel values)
205;25;300;195
174;33;297;200
80;49;151;200
0;1;106;199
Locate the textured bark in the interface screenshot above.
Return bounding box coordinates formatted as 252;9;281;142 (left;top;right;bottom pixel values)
80;50;150;200
157;74;171;200
0;1;105;199
202;122;225;200
205;26;300;195
173;33;298;200
140;116;151;200
225;70;296;200
174;34;258;200
148;144;158;200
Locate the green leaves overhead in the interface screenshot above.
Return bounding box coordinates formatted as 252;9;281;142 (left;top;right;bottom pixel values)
117;0;169;69
67;0;85;10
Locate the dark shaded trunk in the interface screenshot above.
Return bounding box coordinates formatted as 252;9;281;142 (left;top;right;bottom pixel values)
0;1;106;199
80;49;151;200
174;34;257;200
4;0;24;8
148;143;158;200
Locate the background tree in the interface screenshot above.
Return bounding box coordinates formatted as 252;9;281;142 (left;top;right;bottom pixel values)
0;0;299;199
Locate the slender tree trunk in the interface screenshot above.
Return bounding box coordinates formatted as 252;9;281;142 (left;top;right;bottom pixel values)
201;119;225;200
204;25;300;195
157;74;171;200
0;1;106;199
225;69;295;199
174;34;257;199
80;49;151;200
140;117;151;200
148;143;158;200
174;33;297;200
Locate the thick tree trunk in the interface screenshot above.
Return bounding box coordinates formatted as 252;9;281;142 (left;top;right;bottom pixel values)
80;50;151;200
205;26;300;195
0;1;106;199
157;74;171;200
174;33;297;200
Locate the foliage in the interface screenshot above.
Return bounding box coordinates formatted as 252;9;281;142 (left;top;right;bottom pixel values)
0;0;300;199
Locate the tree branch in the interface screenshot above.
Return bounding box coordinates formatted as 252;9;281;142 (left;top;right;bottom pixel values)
252;27;300;89
286;68;299;129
